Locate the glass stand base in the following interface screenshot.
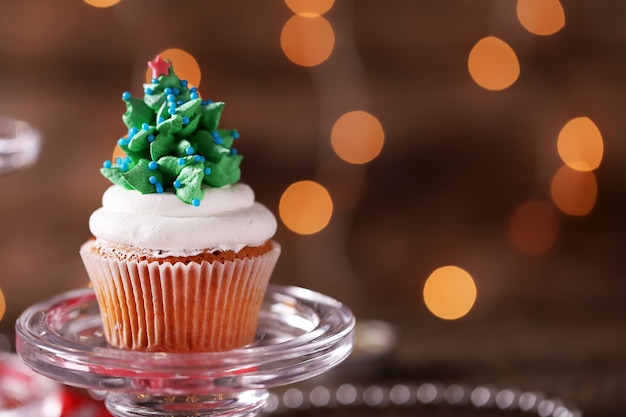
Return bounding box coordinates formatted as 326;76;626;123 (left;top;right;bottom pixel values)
15;285;355;417
105;390;269;417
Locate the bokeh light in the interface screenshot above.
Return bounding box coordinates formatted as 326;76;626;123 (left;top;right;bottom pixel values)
468;36;520;91
285;0;334;16
508;200;559;255
550;165;597;216
280;14;335;67
557;116;603;172
83;0;121;7
145;48;201;89
516;0;565;36
112;142;125;163
331;111;385;164
0;288;5;322
279;180;334;235
423;266;477;320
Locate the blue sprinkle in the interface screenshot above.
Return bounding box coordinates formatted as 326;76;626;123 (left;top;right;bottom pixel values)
230;148;238;155
164;87;172;95
158;116;165;124
204;167;212;175
148;161;158;170
185;146;195;155
151;78;158;83
147;134;155;143
192;198;200;207
148;176;157;184
193;155;202;162
173;180;182;189
214;137;223;145
124;156;132;164
178;158;186;166
145;87;153;94
180;80;188;87
129;127;139;136
142;123;150;130
117;138;128;146
177;100;184;106
168;106;176;115
103;160;112;169
233;130;240;139
156;183;164;193
190;92;199;100
182;116;189;124
190;87;197;93
114;157;123;165
167;94;176;102
210;131;219;139
173;88;180;95
120;162;129;171
122;91;131;100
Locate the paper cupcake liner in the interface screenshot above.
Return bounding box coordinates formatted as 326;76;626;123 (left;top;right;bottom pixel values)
79;241;280;352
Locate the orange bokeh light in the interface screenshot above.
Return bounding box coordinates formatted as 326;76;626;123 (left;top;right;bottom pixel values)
331;111;385;164
0;288;5;322
145;48;201;89
508;200;559;255
516;0;565;36
557;116;603;172
468;36;520;91
112;144;125;162
285;0;334;16
279;180;333;235
280;14;335;67
550;165;597;216
83;0;121;7
423;266;477;320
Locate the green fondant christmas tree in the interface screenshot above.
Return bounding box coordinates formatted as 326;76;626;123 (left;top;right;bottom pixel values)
101;55;242;206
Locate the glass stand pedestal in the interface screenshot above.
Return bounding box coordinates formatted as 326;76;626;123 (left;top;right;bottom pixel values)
15;285;355;417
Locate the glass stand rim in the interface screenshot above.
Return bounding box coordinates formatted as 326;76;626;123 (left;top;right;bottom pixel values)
15;284;355;417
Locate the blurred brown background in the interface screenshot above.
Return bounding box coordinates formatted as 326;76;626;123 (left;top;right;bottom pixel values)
0;1;625;416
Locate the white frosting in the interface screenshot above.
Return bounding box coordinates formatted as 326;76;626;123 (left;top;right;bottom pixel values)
89;184;277;254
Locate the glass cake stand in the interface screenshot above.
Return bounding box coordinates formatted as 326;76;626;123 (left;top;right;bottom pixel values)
15;285;355;417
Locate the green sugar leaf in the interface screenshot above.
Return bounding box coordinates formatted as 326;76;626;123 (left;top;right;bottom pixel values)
128;127;156;152
100;166;128;188
121;159;163;194
122;97;153;129
201;102;225;131
157;115;184;135
156;156;182;178
150;133;176;161
159;73;182;89
176;139;193;157
203;154;242;187
216;129;236;148
190;130;230;163
143;90;165;110
175;164;204;204
123;146;150;163
175;98;202;118
178;113;201;137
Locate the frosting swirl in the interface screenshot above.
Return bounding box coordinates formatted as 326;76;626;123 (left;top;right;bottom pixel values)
89;183;277;254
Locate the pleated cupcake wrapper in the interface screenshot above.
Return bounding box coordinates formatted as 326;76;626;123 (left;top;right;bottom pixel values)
79;242;280;352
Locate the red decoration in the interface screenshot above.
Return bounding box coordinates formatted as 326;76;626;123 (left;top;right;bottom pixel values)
148;55;171;79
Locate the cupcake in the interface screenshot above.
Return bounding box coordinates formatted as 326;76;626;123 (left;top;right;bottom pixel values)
80;55;280;353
